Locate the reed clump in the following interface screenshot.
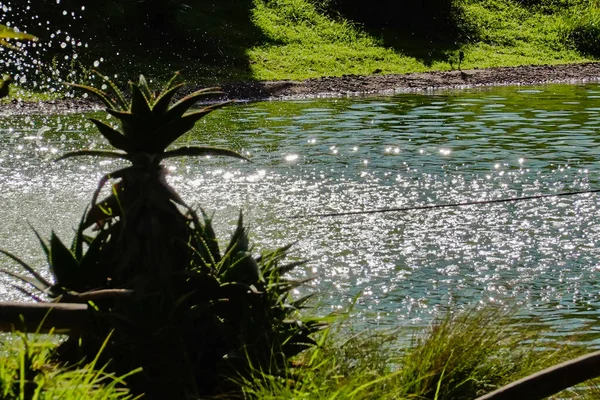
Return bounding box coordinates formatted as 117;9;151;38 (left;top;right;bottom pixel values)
242;305;593;399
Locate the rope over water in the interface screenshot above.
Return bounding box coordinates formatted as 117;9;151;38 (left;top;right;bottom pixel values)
291;188;600;219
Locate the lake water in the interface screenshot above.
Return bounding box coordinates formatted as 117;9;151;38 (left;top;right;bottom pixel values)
2;83;600;343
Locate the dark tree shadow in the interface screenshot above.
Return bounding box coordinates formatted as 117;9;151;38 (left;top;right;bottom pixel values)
321;0;478;67
6;0;273;84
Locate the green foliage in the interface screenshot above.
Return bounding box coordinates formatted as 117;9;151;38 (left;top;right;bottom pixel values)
63;71;242;159
0;332;138;400
0;24;36;99
512;0;586;14
395;306;587;399
3;0;598;89
565;2;600;56
0;75;12;99
245;0;594;81
243;306;591;399
0;24;37;50
249;0;425;79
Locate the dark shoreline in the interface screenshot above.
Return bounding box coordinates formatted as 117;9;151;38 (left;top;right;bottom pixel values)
2;62;600;115
221;62;600;100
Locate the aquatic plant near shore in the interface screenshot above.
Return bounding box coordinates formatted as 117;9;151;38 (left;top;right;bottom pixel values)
0;71;321;398
243;306;593;399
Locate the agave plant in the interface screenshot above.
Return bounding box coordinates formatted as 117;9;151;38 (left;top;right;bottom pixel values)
58;71;247;289
0;72;321;398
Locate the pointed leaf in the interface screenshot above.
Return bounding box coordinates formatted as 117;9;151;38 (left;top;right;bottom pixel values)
162;146;248;161
0;249;53;288
105;110;154;141
161;71;181;93
82;234;95;245
10;284;44;302
93;70;128;110
0;24;37;41
72;208;89;261
138;75;153;100
28;224;49;261
152;82;185;115
165;88;226;120
155;105;232;150
224;212;248;257
84;194;121;229
55;150;130;162
195;210;221;265
129;81;152;116
89;118;132;151
106;108;148;128
79;229;111;287
221;252;259;283
291;293;314;309
0;268;51;294
49;232;80;286
190;235;217;271
256;243;294;264
275;260;308;275
64;83;117;109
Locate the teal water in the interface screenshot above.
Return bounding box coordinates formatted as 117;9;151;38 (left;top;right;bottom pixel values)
2;83;600;342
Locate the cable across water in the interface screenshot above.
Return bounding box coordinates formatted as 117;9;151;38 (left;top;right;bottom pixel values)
291;189;600;219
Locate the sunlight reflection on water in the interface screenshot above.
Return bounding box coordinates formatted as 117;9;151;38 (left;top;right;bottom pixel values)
2;83;600;344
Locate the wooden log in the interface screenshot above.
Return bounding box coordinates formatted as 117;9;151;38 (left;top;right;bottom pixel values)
0;301;91;334
476;350;600;400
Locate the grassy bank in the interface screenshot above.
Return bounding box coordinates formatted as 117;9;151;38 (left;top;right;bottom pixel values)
2;0;600;88
245;0;594;81
2;306;598;399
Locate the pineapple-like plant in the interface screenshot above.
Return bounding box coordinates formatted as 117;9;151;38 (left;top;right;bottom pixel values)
60;71;247;290
0;72;321;398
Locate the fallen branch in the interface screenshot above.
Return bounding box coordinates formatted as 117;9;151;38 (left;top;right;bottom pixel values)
476;350;600;400
61;288;134;303
0;301;91;334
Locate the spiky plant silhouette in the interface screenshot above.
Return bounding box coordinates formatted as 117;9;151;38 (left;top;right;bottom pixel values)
0;72;321;398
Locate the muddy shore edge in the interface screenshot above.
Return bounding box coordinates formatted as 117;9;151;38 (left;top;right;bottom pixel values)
2;62;600;115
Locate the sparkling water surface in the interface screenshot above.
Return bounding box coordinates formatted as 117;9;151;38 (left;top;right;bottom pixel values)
2;83;600;343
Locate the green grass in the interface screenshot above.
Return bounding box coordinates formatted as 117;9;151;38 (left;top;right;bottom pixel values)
0;86;62;103
244;0;594;81
240;305;599;399
5;0;599;93
247;0;424;80
0;332;139;399
1;306;599;399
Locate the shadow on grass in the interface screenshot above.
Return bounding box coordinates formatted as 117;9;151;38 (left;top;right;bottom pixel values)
320;0;478;67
